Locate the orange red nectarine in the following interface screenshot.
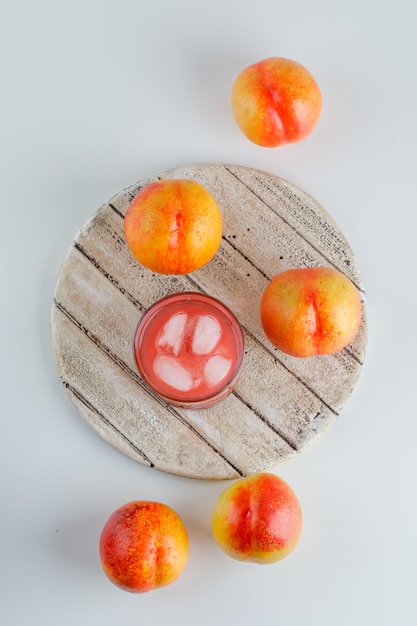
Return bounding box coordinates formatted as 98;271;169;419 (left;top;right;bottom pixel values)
261;267;362;357
99;501;189;593
124;179;222;275
212;473;302;564
231;57;322;147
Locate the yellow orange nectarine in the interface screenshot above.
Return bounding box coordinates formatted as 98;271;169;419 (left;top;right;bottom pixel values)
212;473;302;564
231;57;322;147
261;267;362;357
99;501;189;593
124;179;222;275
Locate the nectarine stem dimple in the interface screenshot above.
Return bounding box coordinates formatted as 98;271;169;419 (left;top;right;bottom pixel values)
309;296;322;351
168;211;182;248
262;69;287;143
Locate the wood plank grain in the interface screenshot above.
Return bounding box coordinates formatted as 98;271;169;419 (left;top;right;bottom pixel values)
75;197;364;410
51;164;368;479
52;246;300;470
51;306;241;479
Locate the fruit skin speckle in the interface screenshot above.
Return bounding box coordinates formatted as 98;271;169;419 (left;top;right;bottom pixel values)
231;57;322;148
99;501;189;593
124;178;222;275
211;473;302;564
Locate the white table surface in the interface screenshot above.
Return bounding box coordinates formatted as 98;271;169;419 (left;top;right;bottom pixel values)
2;1;416;624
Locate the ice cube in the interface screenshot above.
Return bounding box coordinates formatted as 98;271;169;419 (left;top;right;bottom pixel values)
203;354;232;387
153;355;195;392
191;315;221;355
156;313;187;356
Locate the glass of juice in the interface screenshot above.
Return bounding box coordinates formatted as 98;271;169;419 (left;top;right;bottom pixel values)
133;292;245;408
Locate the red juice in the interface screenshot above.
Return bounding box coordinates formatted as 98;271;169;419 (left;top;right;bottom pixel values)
134;292;244;408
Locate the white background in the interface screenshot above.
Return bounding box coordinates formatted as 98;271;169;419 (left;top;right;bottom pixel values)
2;1;416;625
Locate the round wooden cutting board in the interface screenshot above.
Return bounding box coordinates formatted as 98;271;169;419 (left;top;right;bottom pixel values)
51;164;367;480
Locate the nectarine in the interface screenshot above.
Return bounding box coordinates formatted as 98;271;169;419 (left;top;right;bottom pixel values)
231;57;322;147
99;501;189;593
261;267;362;357
212;473;302;564
124;179;222;274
